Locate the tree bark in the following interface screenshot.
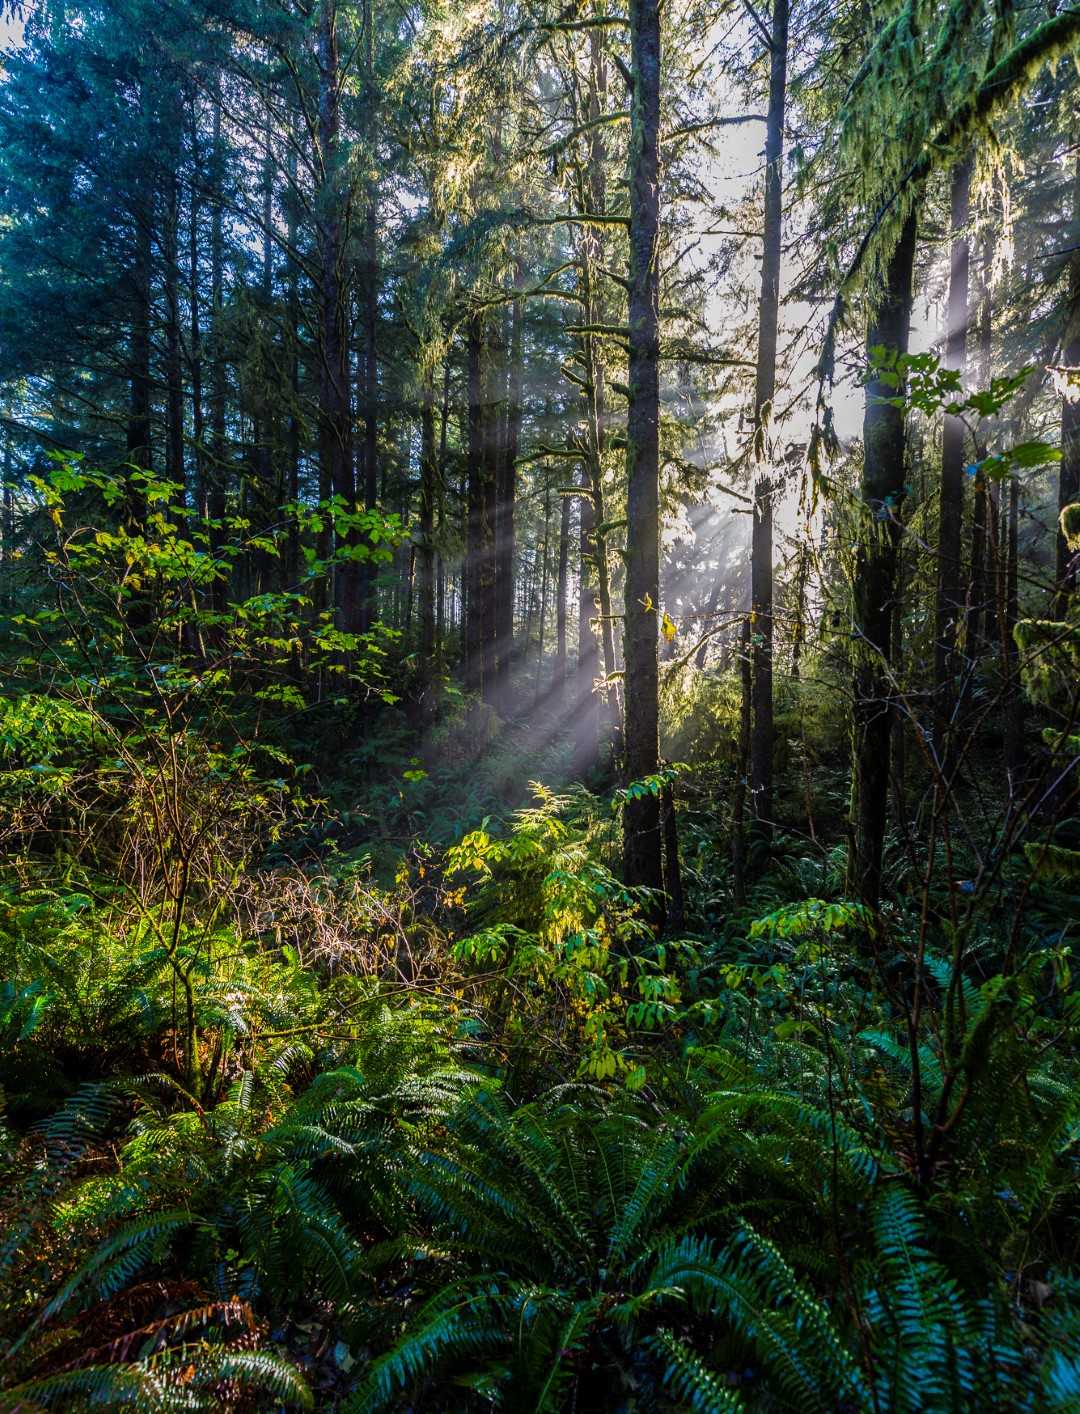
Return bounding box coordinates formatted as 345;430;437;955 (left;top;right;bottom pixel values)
418;362;437;721
317;0;356;633
188;130;206;523
622;0;665;903
965;235;993;662
3;408;13;612
662;779;684;929
533;488;551;707
554;487;571;701
580;30;620;734
495;264;523;710
576;482;601;777
482;324;501;705
360;0;380;632
1055;156;1080;619
285;141;302;596
207;91;230;616
435;358;451;663
890;545;907;827
748;0;788;855
933;152;972;762
1003;473;1025;781
208;94;226;518
846;210;917;910
732;615;752;907
465;311;490;696
127;203;153;482
163;157;185;496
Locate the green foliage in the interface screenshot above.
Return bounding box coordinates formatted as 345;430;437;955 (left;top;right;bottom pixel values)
347;1090;720;1412
1;0;1079;1407
446;782;679;1082
0;1001;477;1409
1061;502;1080;552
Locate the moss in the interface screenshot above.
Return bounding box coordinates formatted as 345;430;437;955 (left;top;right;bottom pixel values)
1060;501;1080;553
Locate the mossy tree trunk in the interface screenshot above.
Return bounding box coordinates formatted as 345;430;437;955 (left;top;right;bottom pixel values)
847;211;917;910
1055;156;1080;620
933;152;972;766
622;0;665;904
748;0;788;858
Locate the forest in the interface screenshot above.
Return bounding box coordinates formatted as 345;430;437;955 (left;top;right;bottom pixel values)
0;0;1079;1408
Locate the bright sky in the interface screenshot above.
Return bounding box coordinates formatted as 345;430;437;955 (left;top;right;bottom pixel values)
0;13;24;51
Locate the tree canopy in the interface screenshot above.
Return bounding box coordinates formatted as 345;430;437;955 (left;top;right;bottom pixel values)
1;0;1080;1408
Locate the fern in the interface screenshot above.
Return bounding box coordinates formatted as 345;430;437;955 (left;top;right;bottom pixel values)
649;1327;745;1413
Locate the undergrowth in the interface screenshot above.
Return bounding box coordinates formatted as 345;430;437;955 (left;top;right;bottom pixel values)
0;464;1078;1412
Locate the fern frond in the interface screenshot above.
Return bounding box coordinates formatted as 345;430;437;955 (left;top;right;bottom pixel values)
39;1209;193;1323
647;1229;863;1412
0;1362;166;1411
648;1327;745;1414
606;1127;687;1269
174;1346;312;1410
343;1278;512;1413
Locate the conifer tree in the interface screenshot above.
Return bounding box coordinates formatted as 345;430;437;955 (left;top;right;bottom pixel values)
622;0;664;901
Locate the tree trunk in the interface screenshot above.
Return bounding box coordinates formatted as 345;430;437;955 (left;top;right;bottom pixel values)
748;0;788;855
581;30;620;734
534;489;551;707
418;363;437;721
622;0;664;903
482;326;501;705
964;236;992;663
1003;473;1025;781
317;0;356;633
890;546;907;827
554;487;570;701
208;94;227;520
465;311;489;696
576;483;601;776
933;152;972;763
495;265;523;710
521;546;536;664
285;141;302;596
207;92;230;615
360;0;380;632
253;124;275;582
790;546;809;680
732;616;752;907
1055;156;1080;619
405;541;416;637
435;359;451;663
127;204;153;483
3;410;13;612
662;779;684;929
846;210;917;910
163;160;185;496
188;138;206;522
988;480;1004;685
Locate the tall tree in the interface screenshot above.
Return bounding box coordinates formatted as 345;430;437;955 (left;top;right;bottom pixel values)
847;210;917;910
494;265;523;711
576;483;601;776
360;0;380;632
933;151;973;762
748;0;789;854
315;0;356;631
1055;156;1080;619
622;0;665;902
465;310;497;698
554;487;571;702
